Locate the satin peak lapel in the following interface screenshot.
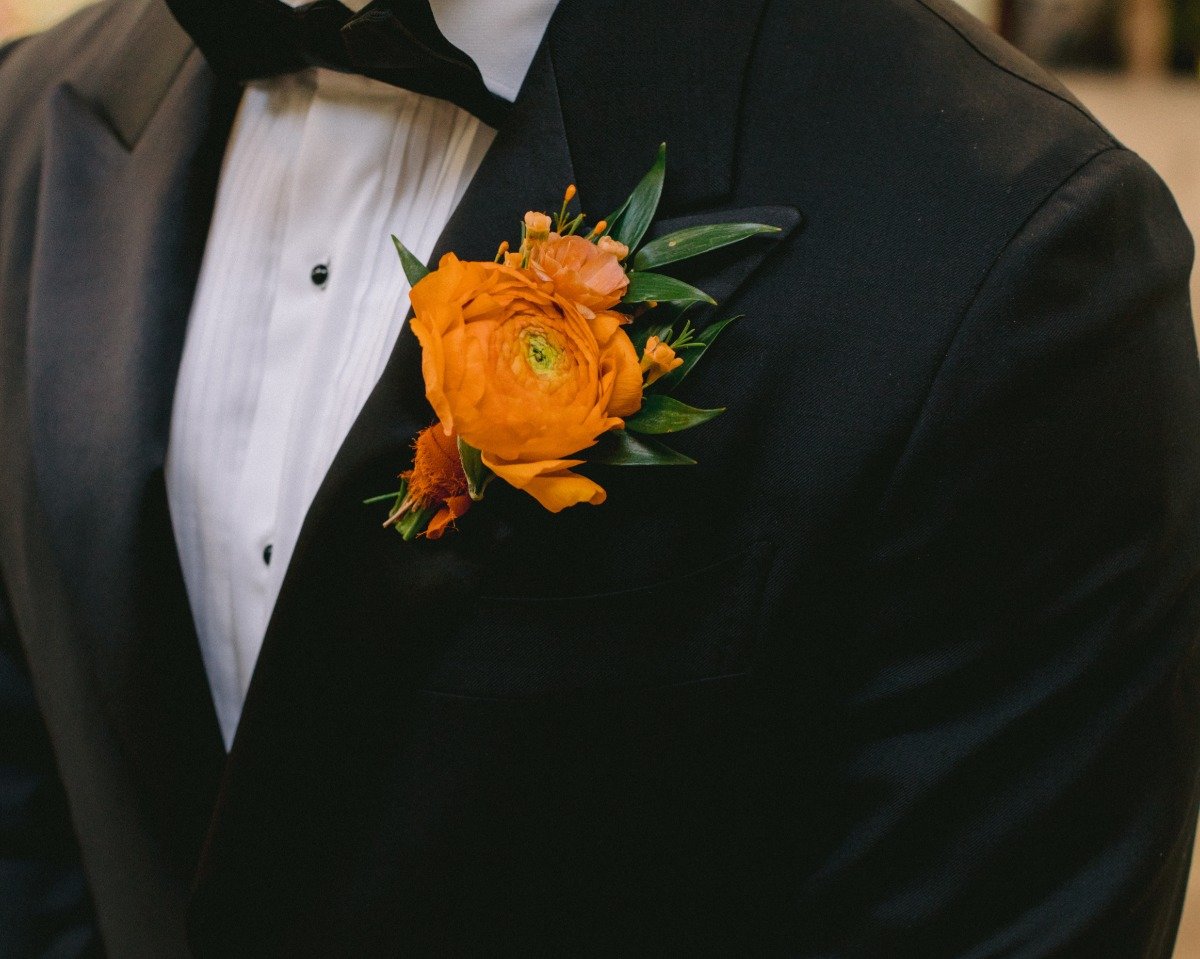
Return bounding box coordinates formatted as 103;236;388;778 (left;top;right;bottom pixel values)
26;1;236;881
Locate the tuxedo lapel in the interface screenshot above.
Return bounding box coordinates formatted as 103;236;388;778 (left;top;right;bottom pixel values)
26;0;237;881
549;0;770;214
187;40;579;943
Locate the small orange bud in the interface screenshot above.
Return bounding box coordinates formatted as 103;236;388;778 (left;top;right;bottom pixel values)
596;236;630;261
590;220;607;237
524;211;553;239
564;184;577;203
639;336;684;386
495;240;510;262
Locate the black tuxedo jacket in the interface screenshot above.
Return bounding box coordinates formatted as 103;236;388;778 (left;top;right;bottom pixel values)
2;0;1199;956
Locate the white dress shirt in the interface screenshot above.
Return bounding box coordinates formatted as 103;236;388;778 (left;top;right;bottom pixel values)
166;0;560;749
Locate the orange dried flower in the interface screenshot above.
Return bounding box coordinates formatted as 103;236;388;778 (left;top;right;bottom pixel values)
401;424;472;539
408;253;644;512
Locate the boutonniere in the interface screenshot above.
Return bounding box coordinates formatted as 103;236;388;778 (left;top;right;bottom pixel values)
367;144;779;540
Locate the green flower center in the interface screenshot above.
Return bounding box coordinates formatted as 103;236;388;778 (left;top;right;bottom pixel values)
520;329;564;376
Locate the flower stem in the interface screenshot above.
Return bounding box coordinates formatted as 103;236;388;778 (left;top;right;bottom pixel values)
395;504;438;541
363;491;403;505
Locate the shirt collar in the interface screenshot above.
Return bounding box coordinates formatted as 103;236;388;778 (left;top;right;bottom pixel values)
278;0;562;102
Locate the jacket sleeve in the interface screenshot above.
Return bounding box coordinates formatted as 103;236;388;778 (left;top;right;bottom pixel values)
0;579;101;958
797;146;1200;958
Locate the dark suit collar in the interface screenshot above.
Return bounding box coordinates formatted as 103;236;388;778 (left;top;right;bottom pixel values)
68;0;198;150
27;0;235;883
549;0;771;214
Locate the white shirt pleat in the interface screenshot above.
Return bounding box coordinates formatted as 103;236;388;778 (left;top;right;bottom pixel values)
165;59;508;748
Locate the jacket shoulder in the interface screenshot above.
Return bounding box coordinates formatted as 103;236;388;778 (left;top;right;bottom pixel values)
730;0;1181;439
743;0;1117;202
910;0;1110;141
735;0;1139;323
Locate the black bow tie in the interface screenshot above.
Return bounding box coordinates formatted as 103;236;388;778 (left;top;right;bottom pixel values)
164;0;511;127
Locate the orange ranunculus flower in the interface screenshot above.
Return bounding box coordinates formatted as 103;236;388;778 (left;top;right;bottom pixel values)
531;233;629;314
409;253;643;513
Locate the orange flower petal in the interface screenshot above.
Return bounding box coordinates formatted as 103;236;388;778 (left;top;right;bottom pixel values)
533;234;629;312
424;495;473;540
482;454;607;513
595;316;644;418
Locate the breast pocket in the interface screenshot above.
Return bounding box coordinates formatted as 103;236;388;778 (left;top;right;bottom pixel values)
416;540;776;699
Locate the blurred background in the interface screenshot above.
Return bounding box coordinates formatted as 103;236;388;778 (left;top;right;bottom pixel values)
2;0;1199;954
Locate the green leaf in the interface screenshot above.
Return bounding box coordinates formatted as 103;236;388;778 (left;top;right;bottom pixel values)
633;222;781;271
457;437;493;501
622;271;715;307
654;314;740;392
602;195;632;240
608;143;666;251
392;235;430;287
624;395;724;435
586;430;696;466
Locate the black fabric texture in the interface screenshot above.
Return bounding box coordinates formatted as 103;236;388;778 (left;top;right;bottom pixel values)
0;0;1197;955
0;582;102;959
